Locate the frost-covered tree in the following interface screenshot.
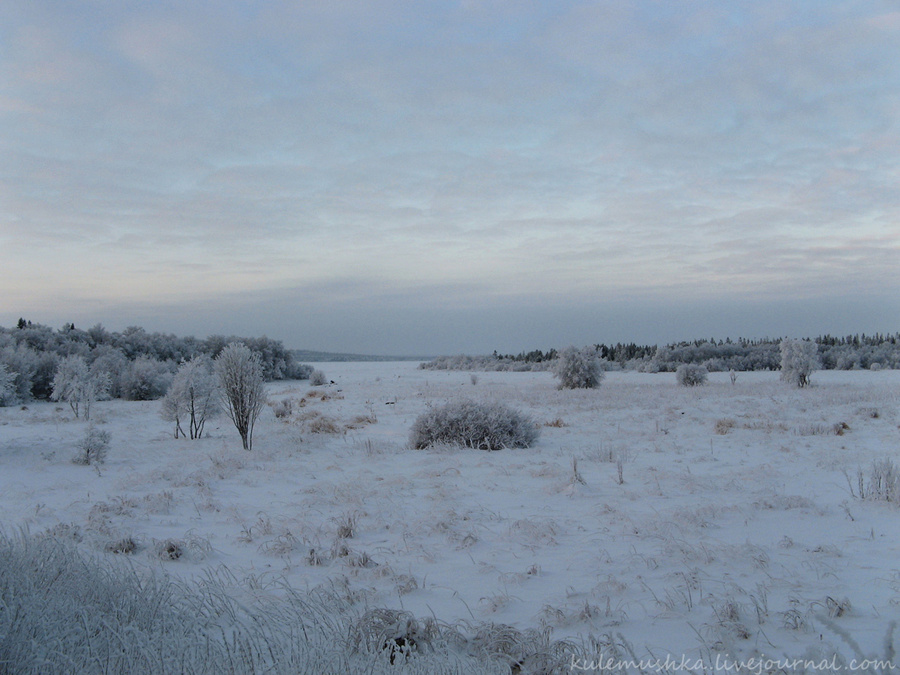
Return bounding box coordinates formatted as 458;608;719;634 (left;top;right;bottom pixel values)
0;342;58;401
0;363;17;406
216;343;266;451
50;356;110;420
676;363;708;386
780;338;819;388
121;356;173;401
552;346;603;389
88;346;130;399
1;345;30;403
161;356;219;439
159;388;186;439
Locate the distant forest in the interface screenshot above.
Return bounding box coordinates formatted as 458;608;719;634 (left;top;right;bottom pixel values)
420;333;900;373
0;319;311;404
3;320;898;406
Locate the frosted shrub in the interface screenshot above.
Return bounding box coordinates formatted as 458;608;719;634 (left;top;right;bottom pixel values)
552;346;602;389
780;338;819;388
122;356;173;401
51;355;110;420
309;369;327;386
272;398;293;419
73;425;110;465
676;363;708;386
410;400;539;451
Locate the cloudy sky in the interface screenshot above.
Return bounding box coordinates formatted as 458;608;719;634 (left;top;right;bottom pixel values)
2;1;899;355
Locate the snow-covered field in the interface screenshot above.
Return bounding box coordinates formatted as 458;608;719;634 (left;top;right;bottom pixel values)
2;362;898;666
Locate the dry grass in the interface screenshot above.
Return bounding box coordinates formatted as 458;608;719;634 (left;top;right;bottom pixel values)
297;410;344;434
346;413;377;428
714;418;736;435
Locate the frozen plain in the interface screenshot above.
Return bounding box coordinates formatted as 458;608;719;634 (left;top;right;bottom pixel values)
1;362;898;665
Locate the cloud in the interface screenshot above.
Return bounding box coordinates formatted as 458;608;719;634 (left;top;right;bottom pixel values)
1;1;898;352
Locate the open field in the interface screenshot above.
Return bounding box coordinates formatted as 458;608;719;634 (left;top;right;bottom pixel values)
1;363;899;670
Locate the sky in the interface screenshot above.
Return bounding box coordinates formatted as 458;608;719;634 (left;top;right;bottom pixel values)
2;1;899;355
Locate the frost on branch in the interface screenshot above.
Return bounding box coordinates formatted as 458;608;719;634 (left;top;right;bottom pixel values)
50;356;110;420
161;356;220;439
216;343;266;451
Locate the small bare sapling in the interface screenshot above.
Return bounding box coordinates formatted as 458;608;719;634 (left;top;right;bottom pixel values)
73;425;110;465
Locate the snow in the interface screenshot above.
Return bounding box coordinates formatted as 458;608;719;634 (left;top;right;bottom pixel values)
1;363;898;663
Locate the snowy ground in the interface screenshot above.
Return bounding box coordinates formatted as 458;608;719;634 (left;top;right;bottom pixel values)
1;363;898;665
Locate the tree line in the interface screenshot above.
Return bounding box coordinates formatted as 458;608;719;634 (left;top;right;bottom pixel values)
0;320;312;406
421;333;900;373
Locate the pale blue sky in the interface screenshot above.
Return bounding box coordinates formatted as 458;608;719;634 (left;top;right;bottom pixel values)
2;1;899;354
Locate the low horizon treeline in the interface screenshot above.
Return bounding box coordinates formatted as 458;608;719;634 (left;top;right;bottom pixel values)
0;319;312;404
420;333;900;373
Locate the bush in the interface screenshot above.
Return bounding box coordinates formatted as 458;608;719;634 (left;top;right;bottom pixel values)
780;338;819;388
121;356;173;401
73;425;110;465
676;363;708;386
271;398;294;419
410;400;539;451
288;362;315;380
309;369;327;386
552;346;602;389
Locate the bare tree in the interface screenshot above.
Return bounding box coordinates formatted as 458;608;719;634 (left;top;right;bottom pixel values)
215;343;266;450
160;386;187;439
161;356;219;439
